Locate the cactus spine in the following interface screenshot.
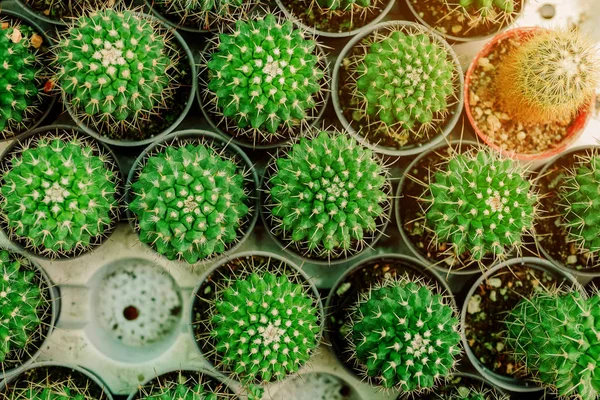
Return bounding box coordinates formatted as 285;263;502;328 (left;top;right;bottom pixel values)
138;371;226;400
348;276;461;392
153;0;250;30
444;0;517;24
496;29;599;124
316;0;370;11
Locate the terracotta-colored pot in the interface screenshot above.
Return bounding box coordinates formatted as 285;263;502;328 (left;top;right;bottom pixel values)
464;27;594;161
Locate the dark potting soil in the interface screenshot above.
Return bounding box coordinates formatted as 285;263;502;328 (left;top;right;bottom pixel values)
536;149;600;273
131;370;233;399
464;263;562;380
2;365;108;399
326;257;448;377
280;0;388;34
398;143;491;272
409;0;523;39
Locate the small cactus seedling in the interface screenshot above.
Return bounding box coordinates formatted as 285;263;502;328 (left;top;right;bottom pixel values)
0;20;46;139
153;0;252;30
128;140;252;264
443;385;508;400
195;255;322;384
505;289;600;400
347;276;461;392
54;8;180;137
0;131;121;258
266;130;390;259
137;371;228;400
0;249;43;364
443;0;517;25
204;13;327;144
423;148;537;265
348;25;457;147
496;29;599;125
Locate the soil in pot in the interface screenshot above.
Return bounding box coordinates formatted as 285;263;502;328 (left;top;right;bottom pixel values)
19;0;116;22
536;149;600;274
408;0;523;40
467;31;582;156
131;370;233;399
464;263;563;382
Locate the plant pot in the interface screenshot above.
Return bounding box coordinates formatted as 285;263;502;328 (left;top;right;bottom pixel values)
63;12;196;147
275;0;395;38
125;129;259;265
535;145;600;277
271;371;363;400
0;249;60;380
189;251;325;385
0;362;113;399
260;137;393;265
197;35;331;150
127;368;236;400
397;372;506;399
0;125;124;260
396;139;499;275
12;0;123;26
0;9;57;141
460;257;582;393
405;0;523;43
464;27;594;161
332;20;464;157
325;253;457;383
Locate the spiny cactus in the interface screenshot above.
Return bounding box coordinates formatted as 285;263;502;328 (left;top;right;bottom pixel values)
0;250;43;363
423;149;537;264
0;132;121;257
348;276;461;392
205;13;326;143
153;0;247;28
198;256;321;384
316;0;370;10
496;29;599;125
21;0;119;22
129;141;251;264
350;27;456;146
0;21;44;139
505;289;600;400
140;372;221;400
54;8;179;136
559;153;600;259
444;0;516;24
443;386;508;400
266;131;389;259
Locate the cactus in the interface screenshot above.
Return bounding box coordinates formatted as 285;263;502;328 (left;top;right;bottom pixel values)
153;0;246;28
316;0;370;11
128;141;251;264
559;153;600;259
496;29;599;125
443;386;508;400
266;131;389;258
349;27;456;146
348;276;461;392
205;13;326;143
505;289;600;400
197;256;321;384
444;0;516;24
423;149;537;264
21;0;119;21
0;21;44;139
54;8;179;136
140;372;221;400
0;132;120;257
0;250;43;363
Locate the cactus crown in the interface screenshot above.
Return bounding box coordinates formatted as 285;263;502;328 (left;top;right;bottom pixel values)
197;256;321;384
497;29;599;124
0;20;45;139
423;148;537;265
349;25;457;147
0;250;43;364
559;152;600;262
444;0;516;24
266;130;390;259
0;131;121;258
138;371;226;400
55;8;179;136
347;276;461;392
505;289;600;400
129;138;253;264
204;13;327;144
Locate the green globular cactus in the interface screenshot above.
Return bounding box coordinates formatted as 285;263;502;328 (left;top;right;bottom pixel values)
6;387;86;400
143;381;218;400
348;277;461;391
154;0;244;25
0;134;120;257
206;14;325;139
129;143;250;264
267;131;389;257
0;250;42;363
445;0;516;23
424;149;537;263
0;22;42;138
351;29;455;146
444;386;508;400
505;290;600;400
55;9;178;133
208;271;320;383
559;154;600;258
